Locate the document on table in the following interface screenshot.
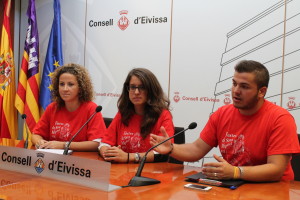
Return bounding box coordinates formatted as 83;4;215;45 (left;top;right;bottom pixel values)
36;149;73;155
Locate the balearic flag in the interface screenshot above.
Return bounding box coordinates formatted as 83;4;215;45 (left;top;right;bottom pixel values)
39;0;64;110
15;0;40;141
0;0;18;139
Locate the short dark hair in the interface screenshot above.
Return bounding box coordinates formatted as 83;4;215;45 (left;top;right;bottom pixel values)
51;63;94;108
234;60;269;88
118;68;170;138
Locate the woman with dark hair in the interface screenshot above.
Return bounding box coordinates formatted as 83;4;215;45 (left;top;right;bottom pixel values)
32;63;106;151
99;68;174;163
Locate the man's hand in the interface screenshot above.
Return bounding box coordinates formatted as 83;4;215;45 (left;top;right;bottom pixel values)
150;126;172;154
202;154;235;180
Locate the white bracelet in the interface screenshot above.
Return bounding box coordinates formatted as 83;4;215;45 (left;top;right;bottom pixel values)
98;142;110;150
238;166;244;178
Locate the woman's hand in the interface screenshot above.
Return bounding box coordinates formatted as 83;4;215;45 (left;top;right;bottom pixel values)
99;146;109;158
102;145;128;163
35;139;48;149
38;141;65;149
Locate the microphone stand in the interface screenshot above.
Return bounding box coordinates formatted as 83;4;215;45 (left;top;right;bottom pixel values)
63;106;102;155
22;114;29;149
24;124;29;149
128;122;197;187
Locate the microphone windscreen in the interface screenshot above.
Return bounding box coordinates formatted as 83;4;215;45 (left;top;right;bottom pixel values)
96;105;102;112
21;114;27;119
188;122;197;129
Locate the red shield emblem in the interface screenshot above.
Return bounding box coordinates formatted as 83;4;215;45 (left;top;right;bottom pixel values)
173;95;180;103
223;97;231;105
118;10;130;31
287;100;296;109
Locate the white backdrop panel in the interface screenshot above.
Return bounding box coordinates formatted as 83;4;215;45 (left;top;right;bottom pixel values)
85;0;172;117
170;0;285;166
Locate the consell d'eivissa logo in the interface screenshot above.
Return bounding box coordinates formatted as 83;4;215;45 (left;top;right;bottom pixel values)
1;151;31;166
88;10;168;31
48;160;91;177
173;92;219;103
1;151;91;178
133;16;168;24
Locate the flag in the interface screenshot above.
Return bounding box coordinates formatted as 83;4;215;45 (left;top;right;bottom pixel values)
0;0;18;139
40;0;63;110
15;0;40;141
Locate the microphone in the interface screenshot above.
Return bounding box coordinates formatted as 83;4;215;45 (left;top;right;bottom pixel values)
22;114;29;149
63;105;102;155
128;122;197;187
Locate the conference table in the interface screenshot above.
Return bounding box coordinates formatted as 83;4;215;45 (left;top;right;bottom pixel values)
0;151;299;200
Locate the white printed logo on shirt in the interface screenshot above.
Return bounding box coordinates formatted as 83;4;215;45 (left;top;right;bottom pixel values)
121;131;146;152
220;132;252;166
51;121;71;140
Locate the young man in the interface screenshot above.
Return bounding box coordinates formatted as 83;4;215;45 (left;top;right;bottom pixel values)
150;60;300;182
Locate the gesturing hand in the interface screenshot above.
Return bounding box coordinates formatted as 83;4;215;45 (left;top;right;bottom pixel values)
150;126;172;155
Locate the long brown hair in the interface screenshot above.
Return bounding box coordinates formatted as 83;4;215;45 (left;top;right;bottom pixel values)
118;68;170;138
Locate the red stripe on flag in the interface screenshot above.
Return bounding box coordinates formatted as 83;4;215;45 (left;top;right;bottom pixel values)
28;76;40;103
21;54;29;72
16;81;26;102
0;94;11;139
24;104;38;132
15;140;25;148
16;56;29;102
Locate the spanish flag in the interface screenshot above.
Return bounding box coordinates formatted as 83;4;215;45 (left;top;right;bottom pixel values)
0;0;18;139
15;0;40;142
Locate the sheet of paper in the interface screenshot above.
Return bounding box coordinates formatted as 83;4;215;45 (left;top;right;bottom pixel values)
36;149;73;155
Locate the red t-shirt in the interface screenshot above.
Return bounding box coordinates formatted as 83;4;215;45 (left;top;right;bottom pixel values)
33;102;106;142
200;100;300;181
102;110;174;153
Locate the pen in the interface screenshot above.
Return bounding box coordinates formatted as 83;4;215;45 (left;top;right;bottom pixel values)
198;178;222;186
198;178;238;189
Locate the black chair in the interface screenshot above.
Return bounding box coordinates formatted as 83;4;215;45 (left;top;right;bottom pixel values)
291;134;300;181
168;127;185;164
104;117;113;128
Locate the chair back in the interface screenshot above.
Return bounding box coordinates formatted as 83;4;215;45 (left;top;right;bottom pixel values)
291;134;300;181
168;127;185;164
104;117;113;128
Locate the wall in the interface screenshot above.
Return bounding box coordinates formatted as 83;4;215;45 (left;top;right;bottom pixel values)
16;0;300;166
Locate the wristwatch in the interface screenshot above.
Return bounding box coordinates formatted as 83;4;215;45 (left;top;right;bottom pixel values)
64;141;70;149
134;153;141;163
